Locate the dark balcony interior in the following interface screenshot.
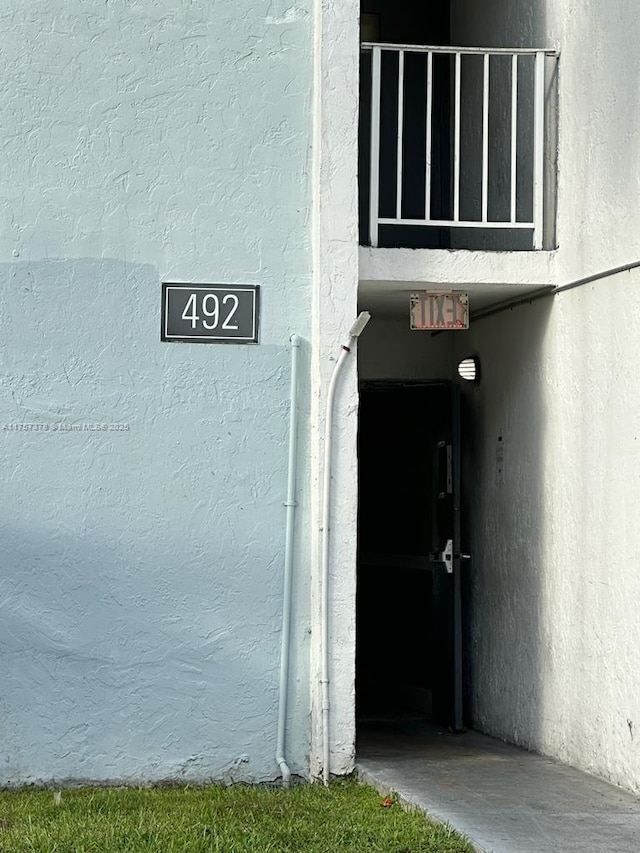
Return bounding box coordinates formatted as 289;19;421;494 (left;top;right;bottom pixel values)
359;0;453;249
359;0;554;252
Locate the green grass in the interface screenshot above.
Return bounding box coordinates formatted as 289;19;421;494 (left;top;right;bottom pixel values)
0;778;474;853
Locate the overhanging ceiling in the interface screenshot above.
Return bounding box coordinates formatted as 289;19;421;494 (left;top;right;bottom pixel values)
358;279;554;320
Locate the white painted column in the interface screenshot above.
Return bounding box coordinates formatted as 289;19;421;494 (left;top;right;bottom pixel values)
309;0;360;780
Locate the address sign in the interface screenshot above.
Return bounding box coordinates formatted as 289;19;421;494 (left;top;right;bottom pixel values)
161;283;260;344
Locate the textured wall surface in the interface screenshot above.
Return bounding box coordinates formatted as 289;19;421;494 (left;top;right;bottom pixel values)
457;269;640;794
546;0;640;281
0;1;313;783
447;0;640;795
450;0;640;277
358;0;640;796
308;0;361;779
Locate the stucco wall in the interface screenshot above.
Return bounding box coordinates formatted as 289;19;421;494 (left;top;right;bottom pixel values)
546;0;640;282
441;0;640;794
456;268;640;792
355;0;640;796
308;0;361;779
0;1;313;783
450;0;640;277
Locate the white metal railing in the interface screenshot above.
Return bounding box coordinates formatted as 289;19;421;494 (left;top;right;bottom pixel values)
362;43;557;250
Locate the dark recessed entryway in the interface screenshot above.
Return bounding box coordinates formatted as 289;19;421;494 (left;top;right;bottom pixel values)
356;380;466;738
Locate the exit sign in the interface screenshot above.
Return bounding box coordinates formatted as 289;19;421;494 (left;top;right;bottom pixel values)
410;291;469;330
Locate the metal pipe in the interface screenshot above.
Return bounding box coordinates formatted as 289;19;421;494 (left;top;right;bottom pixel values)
553;258;640;294
468;259;640;326
276;334;301;787
320;313;371;786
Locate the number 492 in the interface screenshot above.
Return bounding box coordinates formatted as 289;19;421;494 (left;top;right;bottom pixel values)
182;292;239;331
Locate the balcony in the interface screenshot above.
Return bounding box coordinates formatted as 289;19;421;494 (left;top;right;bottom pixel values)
360;43;558;253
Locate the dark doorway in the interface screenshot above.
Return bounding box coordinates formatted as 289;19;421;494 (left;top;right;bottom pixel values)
356;381;465;732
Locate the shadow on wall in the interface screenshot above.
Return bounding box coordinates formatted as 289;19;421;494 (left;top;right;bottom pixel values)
458;296;554;749
0;258;300;785
0;520;284;785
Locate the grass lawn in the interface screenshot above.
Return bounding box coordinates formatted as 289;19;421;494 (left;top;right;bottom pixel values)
0;778;474;853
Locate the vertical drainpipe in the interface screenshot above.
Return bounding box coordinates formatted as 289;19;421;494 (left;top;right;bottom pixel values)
320;313;371;786
277;334;301;787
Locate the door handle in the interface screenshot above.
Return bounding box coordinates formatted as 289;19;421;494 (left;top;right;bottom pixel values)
440;539;453;573
436;540;471;573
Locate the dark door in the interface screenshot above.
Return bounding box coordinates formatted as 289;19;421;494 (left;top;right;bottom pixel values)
432;383;464;730
356;381;465;729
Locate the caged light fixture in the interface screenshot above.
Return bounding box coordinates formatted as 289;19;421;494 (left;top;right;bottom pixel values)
458;356;480;383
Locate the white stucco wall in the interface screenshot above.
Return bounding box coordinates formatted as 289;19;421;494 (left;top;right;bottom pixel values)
0;1;314;783
456;267;640;793
358;0;640;795
546;0;640;282
308;0;361;779
450;0;640;279
443;0;640;794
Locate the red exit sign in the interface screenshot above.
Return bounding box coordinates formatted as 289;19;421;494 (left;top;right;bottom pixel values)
410;291;469;330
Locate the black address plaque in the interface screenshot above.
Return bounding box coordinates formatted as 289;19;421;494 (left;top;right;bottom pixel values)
161;283;260;344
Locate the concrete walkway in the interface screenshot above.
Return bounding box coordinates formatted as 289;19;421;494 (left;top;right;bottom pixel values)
357;719;640;853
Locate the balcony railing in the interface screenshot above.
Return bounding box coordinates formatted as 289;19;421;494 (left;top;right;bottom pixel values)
361;43;557;251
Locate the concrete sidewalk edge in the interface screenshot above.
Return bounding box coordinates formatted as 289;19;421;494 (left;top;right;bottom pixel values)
357;764;491;853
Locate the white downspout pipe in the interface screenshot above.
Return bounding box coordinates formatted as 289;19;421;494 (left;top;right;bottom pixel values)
277;334;302;787
320;312;371;786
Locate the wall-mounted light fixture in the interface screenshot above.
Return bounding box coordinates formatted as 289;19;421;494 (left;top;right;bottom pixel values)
458;356;480;383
